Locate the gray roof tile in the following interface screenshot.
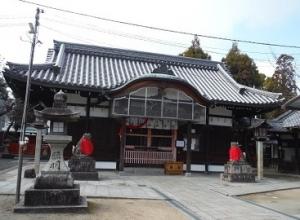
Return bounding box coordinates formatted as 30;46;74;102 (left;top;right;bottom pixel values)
4;40;282;107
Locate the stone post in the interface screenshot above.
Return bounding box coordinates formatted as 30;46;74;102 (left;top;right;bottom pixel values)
34;129;42;175
256;141;264;180
43;135;72;172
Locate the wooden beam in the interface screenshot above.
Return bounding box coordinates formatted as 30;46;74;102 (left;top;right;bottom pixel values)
85;95;91;132
119;118;126;171
186;121;192;174
205;108;210;173
172;129;177;161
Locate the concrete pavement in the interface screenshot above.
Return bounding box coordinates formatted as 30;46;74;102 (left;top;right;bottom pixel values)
0;162;300;219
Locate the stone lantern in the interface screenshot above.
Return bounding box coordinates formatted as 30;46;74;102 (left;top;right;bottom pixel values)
15;90;87;212
254;127;268;141
34;90;79;172
253;121;270;181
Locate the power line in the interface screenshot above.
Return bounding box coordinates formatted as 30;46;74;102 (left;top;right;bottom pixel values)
45;14;300;57
41;25;120;48
42;17;282;63
43;17;189;48
0;23;28;27
0;16;31;20
19;0;300;49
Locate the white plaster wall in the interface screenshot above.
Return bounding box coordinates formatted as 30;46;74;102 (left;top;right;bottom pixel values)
209;106;232;117
68;105;109;118
66;93;87;104
66;93;100;105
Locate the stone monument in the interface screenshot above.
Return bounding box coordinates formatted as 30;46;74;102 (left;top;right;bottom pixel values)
68;133;99;180
15;90;87;212
221;142;255;182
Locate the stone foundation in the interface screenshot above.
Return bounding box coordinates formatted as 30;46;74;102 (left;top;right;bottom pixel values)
24;184;80;206
68;156;99;180
34;172;74;189
221;161;255;182
16;172;87;212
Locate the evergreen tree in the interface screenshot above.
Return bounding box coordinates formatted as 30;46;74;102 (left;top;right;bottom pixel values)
222;43;264;88
264;54;297;101
180;35;211;60
0;61;14;117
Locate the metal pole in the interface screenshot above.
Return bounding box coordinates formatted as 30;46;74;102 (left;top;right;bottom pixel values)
15;8;42;204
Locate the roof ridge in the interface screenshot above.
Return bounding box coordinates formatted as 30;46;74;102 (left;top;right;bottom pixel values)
242;85;282;99
217;63;282;100
7;62;55;67
217;63;242;91
53;40;221;69
272;110;293;122
7;62;55;71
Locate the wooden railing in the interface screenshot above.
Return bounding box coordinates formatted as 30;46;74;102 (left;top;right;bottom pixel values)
125;150;173;164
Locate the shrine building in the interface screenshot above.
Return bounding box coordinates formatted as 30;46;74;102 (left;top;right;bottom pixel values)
3;40;283;172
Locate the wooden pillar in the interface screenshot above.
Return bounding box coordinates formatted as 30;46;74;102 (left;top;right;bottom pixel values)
172;129;177;161
147;128;151;148
293;132;300;173
85;95;91;132
205;107;209;173
186;121;192;175
119;118;126;171
277;135;283;171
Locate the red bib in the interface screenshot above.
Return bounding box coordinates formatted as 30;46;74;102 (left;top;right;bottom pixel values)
80;137;94;156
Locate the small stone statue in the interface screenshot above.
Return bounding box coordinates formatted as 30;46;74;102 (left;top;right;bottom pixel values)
68;133;98;180
72;133;94;156
221;142;255;182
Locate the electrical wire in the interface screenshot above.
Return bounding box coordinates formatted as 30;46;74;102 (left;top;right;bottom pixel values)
0;23;28;27
42;16;279;63
41;15;300;66
19;0;300;49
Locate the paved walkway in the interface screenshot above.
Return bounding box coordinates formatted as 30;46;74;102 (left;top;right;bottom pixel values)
0;162;300;220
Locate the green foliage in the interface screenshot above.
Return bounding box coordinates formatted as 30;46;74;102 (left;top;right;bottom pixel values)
264;54;297;100
222;43;264;88
0;74;8;101
180;35;211;60
0;67;14;117
264;54;297;117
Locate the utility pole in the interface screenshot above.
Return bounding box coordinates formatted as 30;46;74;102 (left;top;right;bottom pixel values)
15;7;43;204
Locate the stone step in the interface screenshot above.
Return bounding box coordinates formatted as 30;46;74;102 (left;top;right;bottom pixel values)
123;167;164;176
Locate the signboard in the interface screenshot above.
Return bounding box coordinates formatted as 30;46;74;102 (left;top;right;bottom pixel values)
176;140;185;148
209;116;232;127
126;118;178;130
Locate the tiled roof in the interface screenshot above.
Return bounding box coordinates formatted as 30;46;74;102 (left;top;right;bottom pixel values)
282;111;300;128
4;40;283;107
282;95;300;110
268;110;296;131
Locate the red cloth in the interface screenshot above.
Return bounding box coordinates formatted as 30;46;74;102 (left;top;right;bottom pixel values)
80;136;94;156
229;145;242;161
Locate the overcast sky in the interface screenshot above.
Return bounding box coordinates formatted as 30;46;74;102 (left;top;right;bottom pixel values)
1;0;300;77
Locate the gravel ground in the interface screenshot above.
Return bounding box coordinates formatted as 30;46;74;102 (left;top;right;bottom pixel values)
0;195;189;220
240;188;300;218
